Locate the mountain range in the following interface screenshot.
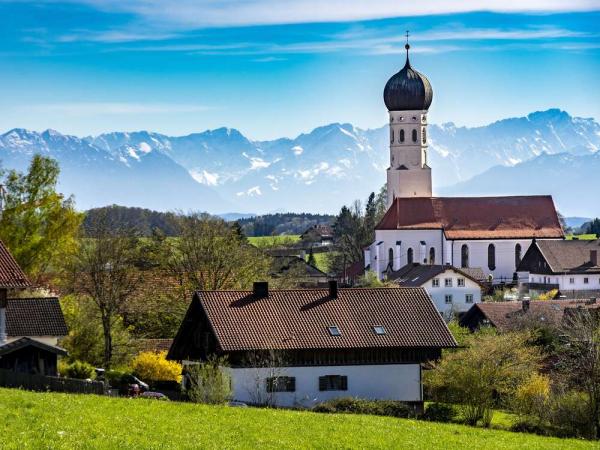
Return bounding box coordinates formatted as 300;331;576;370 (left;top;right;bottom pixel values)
1;109;598;217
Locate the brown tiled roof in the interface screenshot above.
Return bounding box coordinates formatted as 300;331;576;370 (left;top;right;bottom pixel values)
535;239;600;274
196;287;457;352
270;256;328;278
0;240;30;289
376;196;564;239
6;297;68;337
462;300;600;332
388;263;485;287
136;339;174;353
302;225;334;238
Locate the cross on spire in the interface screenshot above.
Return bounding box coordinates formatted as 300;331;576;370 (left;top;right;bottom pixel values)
405;30;410;44
404;30;411;65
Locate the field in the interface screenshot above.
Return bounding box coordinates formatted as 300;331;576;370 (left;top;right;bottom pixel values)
0;389;594;449
247;235;300;245
566;234;597;240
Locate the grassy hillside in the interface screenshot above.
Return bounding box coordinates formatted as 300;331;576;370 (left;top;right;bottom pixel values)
566;234;598;240
0;389;593;449
248;235;301;245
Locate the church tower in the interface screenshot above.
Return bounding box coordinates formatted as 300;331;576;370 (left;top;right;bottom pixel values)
383;38;433;207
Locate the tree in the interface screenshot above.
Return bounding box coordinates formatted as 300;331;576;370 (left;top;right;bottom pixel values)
556;309;600;439
168;213;270;291
307;247;316;267
65;212;141;368
586;218;600;237
426;331;541;427
0;155;82;278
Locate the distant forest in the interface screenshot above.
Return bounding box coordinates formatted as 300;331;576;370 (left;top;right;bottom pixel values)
83;205;334;237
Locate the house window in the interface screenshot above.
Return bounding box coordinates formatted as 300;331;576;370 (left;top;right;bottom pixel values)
412;129;418;142
465;294;474;303
584;277;589;284
488;244;496;271
569;278;575;284
429;247;435;265
461;245;469;268
515;243;522;268
328;326;341;336
422;127;426;144
319;375;348;391
457;278;465;287
407;248;413;264
266;377;296;393
373;326;386;335
445;278;452;287
432;278;440;287
388;248;394;269
400;129;405;142
445;295;453;304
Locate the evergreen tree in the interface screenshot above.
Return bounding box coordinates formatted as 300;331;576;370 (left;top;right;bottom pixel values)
307;247;316;267
586;218;600;236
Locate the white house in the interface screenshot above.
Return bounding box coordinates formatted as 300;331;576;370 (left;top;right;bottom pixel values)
387;263;485;318
365;41;564;284
167;281;457;409
517;239;600;297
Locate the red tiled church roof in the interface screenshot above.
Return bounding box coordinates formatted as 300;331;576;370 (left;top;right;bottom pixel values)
0;240;30;289
376;196;564;240
195;287;457;352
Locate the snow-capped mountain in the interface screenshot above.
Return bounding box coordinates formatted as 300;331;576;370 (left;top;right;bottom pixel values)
0;109;598;215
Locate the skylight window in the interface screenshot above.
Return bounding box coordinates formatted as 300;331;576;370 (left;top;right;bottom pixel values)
373;326;386;335
328;326;341;336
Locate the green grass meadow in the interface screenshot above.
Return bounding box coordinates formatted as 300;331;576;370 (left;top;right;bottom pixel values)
0;389;594;449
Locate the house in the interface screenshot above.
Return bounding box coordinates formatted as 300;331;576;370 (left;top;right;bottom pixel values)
459;299;600;332
168;281;456;409
517;239;600;296
269;255;328;286
365;41;564;285
300;225;334;247
0;240;68;376
387;263;485;318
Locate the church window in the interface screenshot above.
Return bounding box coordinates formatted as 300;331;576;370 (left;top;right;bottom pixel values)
407;248;413;264
422;127;426;144
412;116;417;121
488;244;496;271
515;243;522;268
412;129;418;142
388;248;394;269
461;245;469;268
429;247;435;264
390;129;394;144
399;116;404;121
400;129;405;143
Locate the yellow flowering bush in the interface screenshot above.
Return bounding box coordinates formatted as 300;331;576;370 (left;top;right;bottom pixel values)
131;351;182;383
513;373;551;420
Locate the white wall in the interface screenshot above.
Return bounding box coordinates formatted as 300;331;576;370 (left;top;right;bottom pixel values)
422;269;482;317
528;273;600;291
229;364;422;408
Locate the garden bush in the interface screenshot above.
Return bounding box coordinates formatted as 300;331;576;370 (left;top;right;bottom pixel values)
132;351;182;383
312;398;415;418
422;403;457;423
63;360;96;380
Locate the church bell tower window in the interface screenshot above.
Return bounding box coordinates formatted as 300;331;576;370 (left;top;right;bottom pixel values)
412;129;417;142
488;244;496;271
400;129;405;143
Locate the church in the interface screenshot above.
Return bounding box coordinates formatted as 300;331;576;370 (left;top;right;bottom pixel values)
365;41;564;284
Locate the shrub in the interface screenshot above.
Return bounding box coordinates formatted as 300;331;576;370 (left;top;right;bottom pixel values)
548;391;592;439
185;356;232;405
510;420;549;436
312;398;415;418
422;403;457;423
131;351;182;383
105;369;128;388
63;360;96;380
512;373;550;421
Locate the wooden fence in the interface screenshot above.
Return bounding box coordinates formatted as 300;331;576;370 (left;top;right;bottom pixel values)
0;369;106;395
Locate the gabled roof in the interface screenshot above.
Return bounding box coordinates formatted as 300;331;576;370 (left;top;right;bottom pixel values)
189;287;457;352
533;239;600;274
377;196;564;240
0;240;30;289
301;225;334;238
0;337;68;357
388;263;486;288
270;256;328;278
460;300;600;332
6;297;68;337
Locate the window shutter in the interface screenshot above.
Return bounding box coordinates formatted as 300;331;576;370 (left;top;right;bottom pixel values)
340;376;348;391
319;376;327;391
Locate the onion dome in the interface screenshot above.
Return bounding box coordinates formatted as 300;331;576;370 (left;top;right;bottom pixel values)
383;43;433;111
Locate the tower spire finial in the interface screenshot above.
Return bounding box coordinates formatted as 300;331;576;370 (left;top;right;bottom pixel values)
404;30;410;65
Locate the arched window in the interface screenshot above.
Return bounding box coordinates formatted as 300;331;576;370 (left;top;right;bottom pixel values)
399;129;405;143
429;247;435;265
422;127;426;144
515;243;522;268
388;248;394;269
407;248;413;264
461;244;469;268
390;129;394;144
488;244;496;271
412;129;418;142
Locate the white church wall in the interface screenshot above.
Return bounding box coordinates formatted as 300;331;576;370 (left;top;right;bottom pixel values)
229;363;422;408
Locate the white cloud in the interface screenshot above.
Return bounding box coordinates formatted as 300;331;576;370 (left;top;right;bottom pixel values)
25;102;212;116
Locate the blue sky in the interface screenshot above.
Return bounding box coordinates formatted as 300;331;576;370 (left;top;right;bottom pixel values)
1;1;599;140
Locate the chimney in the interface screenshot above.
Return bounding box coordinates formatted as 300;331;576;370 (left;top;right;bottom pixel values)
328;280;338;299
0;289;7;345
253;281;269;298
591;250;598;266
522;299;530;312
